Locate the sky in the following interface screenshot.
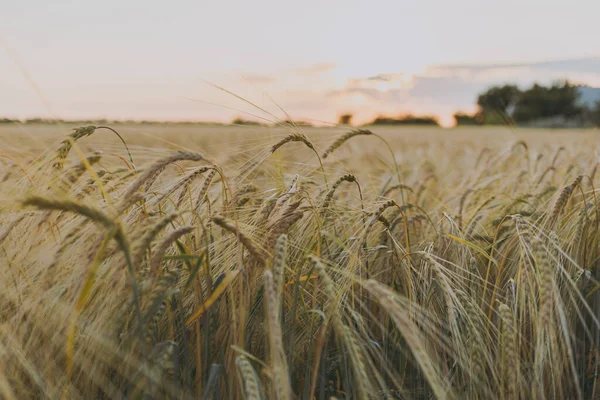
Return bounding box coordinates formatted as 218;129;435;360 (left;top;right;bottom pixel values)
1;0;600;127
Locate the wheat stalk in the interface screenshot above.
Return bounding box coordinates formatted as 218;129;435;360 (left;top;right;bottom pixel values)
322;129;373;158
212;215;266;263
363;279;449;399
118;151;205;212
498;302;518;400
322;174;356;211
148;226;194;279
271;133;314;153
235;355;263;400
264;270;291;400
271;234;288;305
308;255;373;399
133;212;179;269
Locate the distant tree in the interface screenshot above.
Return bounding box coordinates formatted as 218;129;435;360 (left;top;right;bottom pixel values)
590;101;600;127
282;119;313;127
338;114;353;125
477;85;521;114
25;118;44;124
367;114;439;126
512;81;583;123
232;117;262;126
453;112;482;126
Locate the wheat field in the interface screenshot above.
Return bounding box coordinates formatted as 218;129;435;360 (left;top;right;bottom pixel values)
1;123;599;399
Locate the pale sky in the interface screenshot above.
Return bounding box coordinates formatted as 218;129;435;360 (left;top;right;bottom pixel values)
1;0;599;126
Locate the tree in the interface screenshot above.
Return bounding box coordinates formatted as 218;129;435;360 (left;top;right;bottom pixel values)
512;81;583;123
477;85;521;118
589;101;600;127
338;114;353;126
368;114;439;126
232;117;262;126
453;112;482;126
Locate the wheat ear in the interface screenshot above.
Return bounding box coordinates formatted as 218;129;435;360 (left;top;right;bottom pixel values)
322;129;373;158
264;270;292;400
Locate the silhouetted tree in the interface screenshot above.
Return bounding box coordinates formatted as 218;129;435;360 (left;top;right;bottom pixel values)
477;85;521;117
282;119;313;127
338;114;353;126
232;117;262;126
512;81;583;123
367;114;439;126
453;112;482;126
589;101;600;127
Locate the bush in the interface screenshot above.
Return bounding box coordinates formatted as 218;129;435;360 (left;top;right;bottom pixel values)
453;112;482;126
232;117;263;126
338;114;353;125
367;114;439;126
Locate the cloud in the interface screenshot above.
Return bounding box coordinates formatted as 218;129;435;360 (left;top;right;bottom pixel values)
318;56;600;126
327;87;409;104
434;56;600;74
534;57;600;74
292;63;337;76
241;73;276;84
366;75;388;81
202;56;600;127
407;76;485;104
429;57;600;85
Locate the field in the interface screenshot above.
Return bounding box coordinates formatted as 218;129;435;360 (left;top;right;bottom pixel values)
1;123;599;399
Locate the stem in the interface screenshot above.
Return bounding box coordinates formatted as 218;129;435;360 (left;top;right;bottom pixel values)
96;126;136;170
374;134;403;202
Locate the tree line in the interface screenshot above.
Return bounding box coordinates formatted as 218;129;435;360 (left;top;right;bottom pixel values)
338;113;439;127
454;81;600;127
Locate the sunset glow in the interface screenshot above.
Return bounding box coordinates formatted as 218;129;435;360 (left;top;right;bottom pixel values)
1;0;599;125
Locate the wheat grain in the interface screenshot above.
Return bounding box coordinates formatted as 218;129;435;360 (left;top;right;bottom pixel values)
322;174;356;211
235;355;263;400
363;279;449;399
148;226;194;279
272;234;287;305
212;215;266;263
322;129;373;158
118;151;205;212
499;302;517;400
532;236;553;327
264;270;291;400
133;213;179;268
271;133;315;153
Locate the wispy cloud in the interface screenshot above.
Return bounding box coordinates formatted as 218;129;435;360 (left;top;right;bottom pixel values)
292;63;337;76
9;56;597;127
436;57;600;74
241;73;276;84
309;56;600;126
191;57;600;126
